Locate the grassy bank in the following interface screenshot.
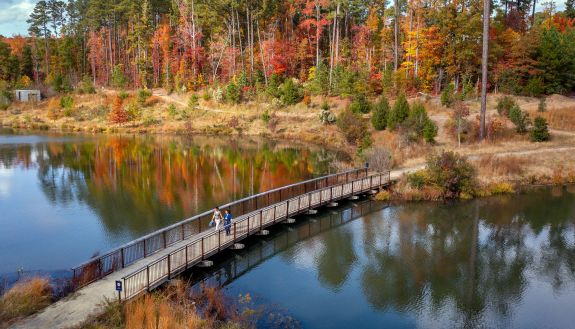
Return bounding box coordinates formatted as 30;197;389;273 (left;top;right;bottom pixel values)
0;278;53;328
77;279;285;329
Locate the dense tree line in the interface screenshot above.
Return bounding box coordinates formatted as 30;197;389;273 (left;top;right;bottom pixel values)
0;0;574;97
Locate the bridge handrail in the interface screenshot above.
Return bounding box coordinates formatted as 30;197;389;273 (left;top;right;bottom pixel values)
120;171;390;299
71;167;372;287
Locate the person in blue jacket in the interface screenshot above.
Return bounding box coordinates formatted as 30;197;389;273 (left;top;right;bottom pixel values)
224;209;233;236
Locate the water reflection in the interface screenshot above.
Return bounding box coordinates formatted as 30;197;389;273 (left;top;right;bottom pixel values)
0;132;346;273
216;188;575;328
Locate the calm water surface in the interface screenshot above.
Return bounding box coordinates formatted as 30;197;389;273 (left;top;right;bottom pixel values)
195;188;575;329
0;130;344;275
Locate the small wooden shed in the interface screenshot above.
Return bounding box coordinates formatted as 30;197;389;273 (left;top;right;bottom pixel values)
14;90;41;102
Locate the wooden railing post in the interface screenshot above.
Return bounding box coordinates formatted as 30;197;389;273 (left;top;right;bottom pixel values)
121;248;125;268
259;210;263;230
146;266;150;292
233;222;237;242
167;255;171;279
163;231;167;248
201;237;204;260
143;239;147;257
185;245;189;269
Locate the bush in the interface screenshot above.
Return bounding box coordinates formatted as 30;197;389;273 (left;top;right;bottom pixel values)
362;146;393;172
320;109;336;125
440;83;455;107
111;64;127;89
509;104;529;133
213;87;224;103
226;81;241;104
371;96;389;130
118;91;129;100
489;182;515;194
137;89;152;106
188;94;199;111
60;96;74;110
423;119;438;143
523;76;544;97
349;93;371;114
426;151;476;199
337;108;368;145
266;73;283;98
78;76;96;94
538;98;546;112
407;170;428;189
261;110;271;123
0;278;53;323
167;104;178;118
388;93;410;130
279;79;304;105
202;89;211;101
531;116;550;142
108;96;129;124
496;96;516;117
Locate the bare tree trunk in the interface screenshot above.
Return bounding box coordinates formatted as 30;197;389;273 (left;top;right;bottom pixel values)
394;0;400;71
531;0;537;26
480;0;490;140
257;20;268;85
329;3;339;89
315;1;321;67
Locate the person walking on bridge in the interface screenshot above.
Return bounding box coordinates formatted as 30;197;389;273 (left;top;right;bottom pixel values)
224;210;233;235
212;207;223;231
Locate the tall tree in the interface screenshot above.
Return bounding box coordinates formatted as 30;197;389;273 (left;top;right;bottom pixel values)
27;0;51;75
480;0;490;140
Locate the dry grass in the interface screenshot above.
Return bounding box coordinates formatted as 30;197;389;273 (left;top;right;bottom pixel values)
529;106;575;131
474;154;526;177
79;280;251;329
0;278;53;327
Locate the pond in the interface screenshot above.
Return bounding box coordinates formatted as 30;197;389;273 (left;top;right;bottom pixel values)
193;187;575;329
0;130;345;276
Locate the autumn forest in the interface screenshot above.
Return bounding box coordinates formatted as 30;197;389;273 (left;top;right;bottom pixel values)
0;0;574;98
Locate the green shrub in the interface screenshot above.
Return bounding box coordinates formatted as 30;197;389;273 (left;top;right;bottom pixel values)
261;110;271;123
524;76;544;97
125;101;141;120
266;74;283;98
496;96;516;117
407;170;428;189
538;98;546;112
137;89;152;106
530;116;550;142
60;96;74;110
371;96;389;130
349;93;371;114
188;94;199;111
279;79;304;106
167;104;178;119
337;108;368;145
226;81;241;104
202;90;211;101
440;83;455;107
509;104;529;133
118;91;129;100
388;93;410;130
423;119;438;143
111;64;127;89
426;151;476;199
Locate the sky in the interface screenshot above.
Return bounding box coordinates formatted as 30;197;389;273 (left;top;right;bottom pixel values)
0;0;569;37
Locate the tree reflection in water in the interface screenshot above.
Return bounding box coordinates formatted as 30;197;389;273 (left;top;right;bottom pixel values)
219;188;575;328
0;133;346;245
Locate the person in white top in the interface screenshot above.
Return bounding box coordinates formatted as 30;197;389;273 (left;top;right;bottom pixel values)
212;207;223;231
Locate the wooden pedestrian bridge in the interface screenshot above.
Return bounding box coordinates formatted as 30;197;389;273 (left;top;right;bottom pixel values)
70;167;391;301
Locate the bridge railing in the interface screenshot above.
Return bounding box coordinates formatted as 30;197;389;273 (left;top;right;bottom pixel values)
71;167;375;288
121;171;390;300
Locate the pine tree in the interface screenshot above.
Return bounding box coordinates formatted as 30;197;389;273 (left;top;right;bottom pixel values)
566;0;575;19
530;116;550;142
109;96;129;124
388;93;410;130
371;96;390;130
